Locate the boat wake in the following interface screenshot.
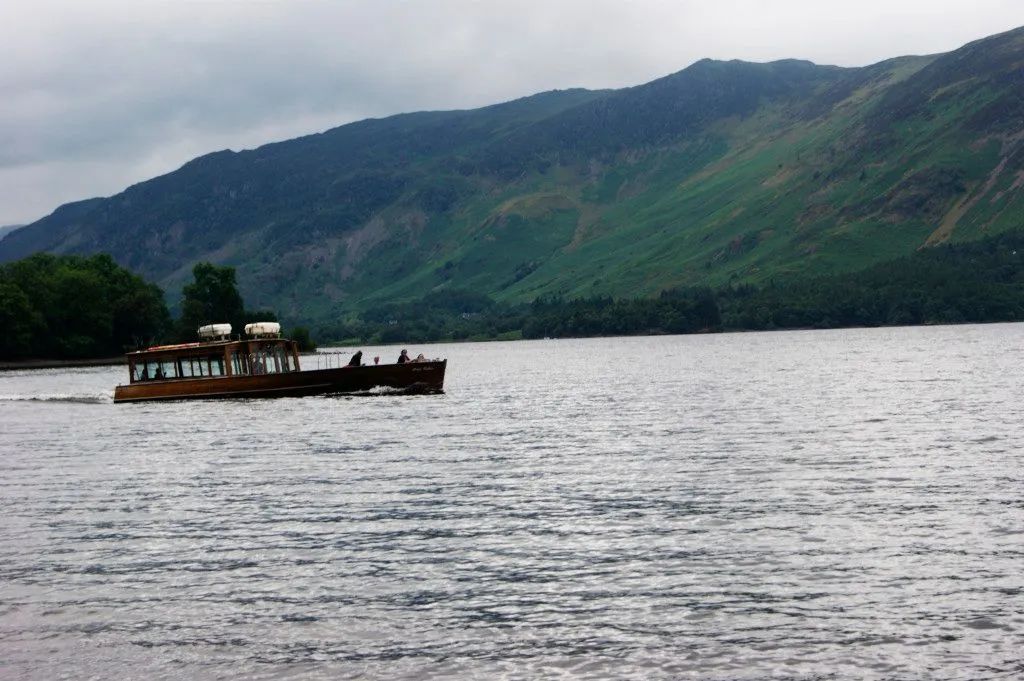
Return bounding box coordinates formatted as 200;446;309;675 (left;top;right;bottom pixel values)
330;384;441;397
0;393;112;404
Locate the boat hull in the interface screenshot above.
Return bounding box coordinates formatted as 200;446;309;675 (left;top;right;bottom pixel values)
113;360;446;402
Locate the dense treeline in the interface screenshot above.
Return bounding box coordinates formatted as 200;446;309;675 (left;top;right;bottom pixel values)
0;257;314;361
0;253;170;360
6;229;1024;360
315;286;722;344
317;230;1024;345
317;289;524;344
523;288;721;338
721;234;1024;330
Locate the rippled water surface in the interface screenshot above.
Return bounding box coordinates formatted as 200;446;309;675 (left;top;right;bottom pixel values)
1;326;1023;680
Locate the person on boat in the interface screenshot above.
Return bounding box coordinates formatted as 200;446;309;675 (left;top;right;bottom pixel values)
347;350;363;367
373;356;380;364
250;353;265;374
414;353;426;362
397;349;410;364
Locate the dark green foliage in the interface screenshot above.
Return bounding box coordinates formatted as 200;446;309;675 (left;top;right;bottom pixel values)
719;231;1024;329
176;263;283;340
0;281;43;359
245;309;278;323
0;253;170;360
316;287;721;344
522;288;721;339
290;326;317;352
322;231;1024;345
178;263;246;340
317;288;524;345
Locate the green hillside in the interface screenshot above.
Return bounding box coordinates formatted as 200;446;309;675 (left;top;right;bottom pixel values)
2;27;1024;326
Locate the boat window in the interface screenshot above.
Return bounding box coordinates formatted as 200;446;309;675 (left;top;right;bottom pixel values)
265;349;281;374
278;347;292;373
231;351;246;376
209;356;226;376
136;359;174;380
286;352;297;372
158;360;176;379
250;348;282;374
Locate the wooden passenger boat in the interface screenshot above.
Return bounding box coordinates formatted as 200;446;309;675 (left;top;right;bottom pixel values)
113;322;446;403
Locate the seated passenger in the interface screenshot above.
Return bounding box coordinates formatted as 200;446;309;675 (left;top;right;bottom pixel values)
397;349;410;364
414;354;426;362
347;350;363;367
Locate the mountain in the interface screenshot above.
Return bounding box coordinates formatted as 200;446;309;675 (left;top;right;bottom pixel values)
0;224;23;241
3;27;1024;324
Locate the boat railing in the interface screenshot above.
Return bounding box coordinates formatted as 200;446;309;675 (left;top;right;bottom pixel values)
310;352;358;370
306;352;441;370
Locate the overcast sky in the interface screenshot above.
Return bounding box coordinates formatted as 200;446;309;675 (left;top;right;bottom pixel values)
2;0;1024;227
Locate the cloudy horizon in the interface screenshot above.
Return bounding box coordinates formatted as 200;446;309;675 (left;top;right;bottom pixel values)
3;0;1024;227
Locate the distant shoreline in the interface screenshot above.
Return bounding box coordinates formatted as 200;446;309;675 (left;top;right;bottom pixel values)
0;357;125;371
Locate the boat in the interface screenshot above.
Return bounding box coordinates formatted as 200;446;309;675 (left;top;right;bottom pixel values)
113;322;446;402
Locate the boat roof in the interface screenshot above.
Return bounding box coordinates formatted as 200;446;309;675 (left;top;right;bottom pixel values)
126;337;290;358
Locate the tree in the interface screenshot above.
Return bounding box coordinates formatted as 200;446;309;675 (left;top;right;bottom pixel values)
0;281;42;359
0;253;170;360
178;263;245;339
290;326;317;352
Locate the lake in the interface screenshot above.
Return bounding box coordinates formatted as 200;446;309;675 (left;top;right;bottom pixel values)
1;324;1022;680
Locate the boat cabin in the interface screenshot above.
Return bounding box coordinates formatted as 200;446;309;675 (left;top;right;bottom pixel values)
126;322;300;384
